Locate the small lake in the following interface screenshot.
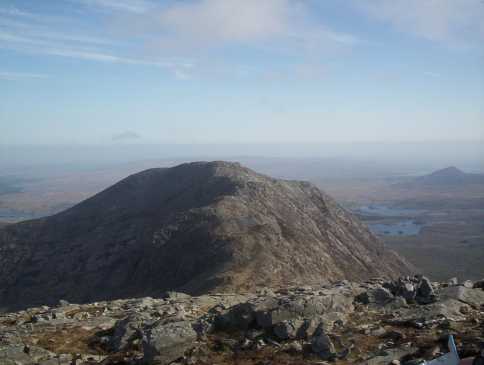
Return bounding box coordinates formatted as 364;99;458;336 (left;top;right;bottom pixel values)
368;220;423;236
356;204;424;217
0;208;37;223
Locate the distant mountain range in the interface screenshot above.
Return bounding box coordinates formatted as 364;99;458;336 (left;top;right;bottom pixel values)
0;161;412;311
396;166;484;189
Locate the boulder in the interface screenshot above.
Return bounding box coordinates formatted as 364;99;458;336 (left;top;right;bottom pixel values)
448;277;459;286
311;324;336;360
395;298;470;323
110;313;152;351
473;280;484;290
395;279;417;302
142;320;197;365
366;346;418;365
219;290;355;332
58;299;70;307
440;286;484;309
216;302;258;331
273;319;305;340
255;291;354;329
356;286;394;306
416;276;437;304
164;291;192;301
462;280;474;288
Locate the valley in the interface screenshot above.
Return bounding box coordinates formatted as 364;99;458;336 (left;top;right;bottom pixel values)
321;168;484;281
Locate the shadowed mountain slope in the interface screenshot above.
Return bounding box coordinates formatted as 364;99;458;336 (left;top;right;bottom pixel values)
0;161;412;311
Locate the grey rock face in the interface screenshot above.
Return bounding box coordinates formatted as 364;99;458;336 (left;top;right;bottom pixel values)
218;284;356;334
416;276;437;304
394;298;471;324
142;320;197;365
378;276;437;305
462;280;474;288
366;347;419;365
110;313;152;352
473;279;484;290
448;277;459;286
0;161;412;311
440;286;484;309
311;324;336;360
357;286;394;306
273;319;305;340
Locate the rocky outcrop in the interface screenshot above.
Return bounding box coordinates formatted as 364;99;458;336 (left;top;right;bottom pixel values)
142;320;197;365
0;161;412;311
441;285;484;309
1;277;483;365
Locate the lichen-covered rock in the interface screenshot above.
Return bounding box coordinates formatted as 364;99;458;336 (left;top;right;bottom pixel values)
142;320;197;365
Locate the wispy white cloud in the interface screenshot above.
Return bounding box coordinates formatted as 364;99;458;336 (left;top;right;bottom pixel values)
0;5;193;77
0;1;359;81
37;47;183;68
0;39;191;71
147;0;360;51
353;0;484;46
0;71;49;81
75;0;153;14
0;18;114;45
0;6;78;26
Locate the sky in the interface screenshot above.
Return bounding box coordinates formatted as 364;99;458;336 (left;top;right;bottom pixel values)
0;0;483;145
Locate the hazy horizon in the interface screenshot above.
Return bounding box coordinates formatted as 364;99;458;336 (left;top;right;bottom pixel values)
1;141;484;175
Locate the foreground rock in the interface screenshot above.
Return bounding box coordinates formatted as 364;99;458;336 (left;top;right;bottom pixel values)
1;277;483;365
143;320;197;364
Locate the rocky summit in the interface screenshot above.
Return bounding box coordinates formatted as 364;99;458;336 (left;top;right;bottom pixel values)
1;276;484;365
0;161;411;311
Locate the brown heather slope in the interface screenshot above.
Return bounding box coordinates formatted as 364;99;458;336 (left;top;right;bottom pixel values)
0;161;412;311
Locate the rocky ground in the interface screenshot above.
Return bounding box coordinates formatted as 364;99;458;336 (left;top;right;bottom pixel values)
1;276;484;365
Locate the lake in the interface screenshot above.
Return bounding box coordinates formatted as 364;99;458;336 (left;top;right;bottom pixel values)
368;220;423;236
0;208;37;223
356;204;425;217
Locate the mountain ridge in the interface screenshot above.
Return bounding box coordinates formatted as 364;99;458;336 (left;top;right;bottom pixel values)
0;161;413;311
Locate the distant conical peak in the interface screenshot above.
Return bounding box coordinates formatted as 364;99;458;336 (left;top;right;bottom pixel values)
430;166;464;176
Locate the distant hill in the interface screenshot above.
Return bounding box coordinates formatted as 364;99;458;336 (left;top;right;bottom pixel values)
0;161;412;311
397;166;484;189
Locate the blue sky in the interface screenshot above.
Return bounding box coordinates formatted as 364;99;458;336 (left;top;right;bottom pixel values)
0;0;483;145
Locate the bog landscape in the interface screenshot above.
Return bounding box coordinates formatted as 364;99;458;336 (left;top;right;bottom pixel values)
1;1;483;365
